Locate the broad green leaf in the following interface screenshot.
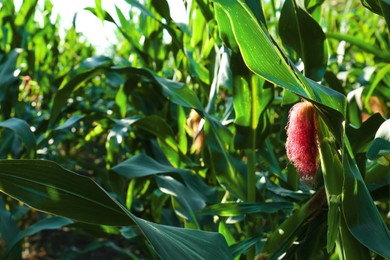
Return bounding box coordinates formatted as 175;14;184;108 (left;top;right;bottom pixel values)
379;1;390;30
50;67;107;126
187;51;210;84
66;240;137;258
346;113;385;154
112;67;205;112
261;189;327;259
323;70;345;95
361;0;390;30
0;197;20;259
156;175;205;222
0;118;36;154
258;139;283;179
50;56;113;126
3;216;73;257
346;87;364;127
94;0;105;22
219;221;236;247
304;0;325;12
214;0;304;95
151;0;172;22
0;49;20;102
342;143;390;258
194;0;214;22
176;170;217;204
367;119;390;166
190;7;206;48
120;226;140;239
0;160;133;226
244;0;266;25
212;0;346;138
233;76;273;149
265;181;311;200
54;115;85;131
233;77;251;127
365;160;390;187
111;154;217;205
214;5;239;52
282;88;301;105
115;5;130;31
279;0;326;81
75;55;112;73
84;7;117;24
339;212;371;260
133;116;185;167
231;235;262;257
205;117;247;200
115;85;127;118
199;202;293;216
111;154;187;178
361;0;383;15
134;217;233;260
0;160;233;259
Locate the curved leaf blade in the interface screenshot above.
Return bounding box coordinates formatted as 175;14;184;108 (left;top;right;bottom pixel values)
3;216;73;257
205;117;247;200
199;202;293;216
279;0;326;81
213;0;346;118
54;115;85;131
0;160;233;259
0;160;134;226
112;67;205;112
134;217;233;260
367;119;390;165
0;118;36;154
156;175;205;222
111;154;187;178
342;146;390;258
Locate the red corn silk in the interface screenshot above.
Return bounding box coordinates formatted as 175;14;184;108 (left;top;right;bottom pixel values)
286;101;319;183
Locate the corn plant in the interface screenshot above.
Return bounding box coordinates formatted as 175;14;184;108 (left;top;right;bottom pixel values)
0;0;389;259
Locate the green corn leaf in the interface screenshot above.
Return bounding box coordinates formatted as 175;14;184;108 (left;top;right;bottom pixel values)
199;202;293;216
111;153;187;178
134;217;233;260
367;119;390;166
204;117;247;200
0;118;36;155
3;216;73;258
343;140;390;258
54;115;85;131
0;160;133;226
0;159;233;259
0;49;20;101
279;0;327;81
212;0;346;142
230;235;263;257
261;189;327;259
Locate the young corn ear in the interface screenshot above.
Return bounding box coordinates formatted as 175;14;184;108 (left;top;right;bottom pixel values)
186;109;204;154
286;101;319;183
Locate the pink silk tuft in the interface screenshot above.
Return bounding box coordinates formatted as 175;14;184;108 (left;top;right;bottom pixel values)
286;101;319;182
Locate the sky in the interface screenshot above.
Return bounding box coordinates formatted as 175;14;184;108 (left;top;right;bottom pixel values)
14;0;188;53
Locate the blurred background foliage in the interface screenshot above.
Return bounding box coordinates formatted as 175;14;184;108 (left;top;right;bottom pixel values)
0;0;389;259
